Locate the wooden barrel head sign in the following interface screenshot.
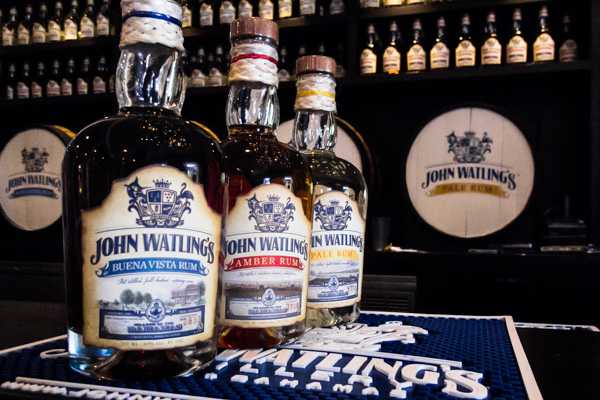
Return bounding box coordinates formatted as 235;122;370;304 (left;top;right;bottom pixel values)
405;106;535;238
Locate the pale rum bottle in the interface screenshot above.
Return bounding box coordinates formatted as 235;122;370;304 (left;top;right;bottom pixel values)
218;17;313;348
62;0;225;380
533;5;555;62
481;11;501;66
291;55;367;327
506;8;527;64
455;13;475;68
430;16;449;69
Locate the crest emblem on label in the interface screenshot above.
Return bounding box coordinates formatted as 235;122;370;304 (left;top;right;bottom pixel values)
248;194;296;233
261;288;277;307
145;299;167;323
21;147;49;172
447;131;493;163
314;199;352;231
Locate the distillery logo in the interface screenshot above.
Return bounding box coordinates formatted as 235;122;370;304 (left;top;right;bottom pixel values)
314;199;352;231
22;147;49;172
248;194;296;233
447;131;492;163
5;147;60;200
126;178;194;228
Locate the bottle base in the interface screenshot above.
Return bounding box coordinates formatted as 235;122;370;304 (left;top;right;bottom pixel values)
306;304;360;328
68;329;216;381
218;321;305;348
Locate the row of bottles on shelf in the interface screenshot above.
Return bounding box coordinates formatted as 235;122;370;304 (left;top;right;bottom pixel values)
1;0;115;46
3;55;114;100
361;6;578;74
360;0;462;8
181;0;344;27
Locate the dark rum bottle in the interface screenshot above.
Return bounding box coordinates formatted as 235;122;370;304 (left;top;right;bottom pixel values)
32;61;46;98
360;23;379;75
61;57;76;95
62;0;225;381
455;13;475;68
77;56;91;94
218;17;313;348
96;0;112;36
407;18;426;72
506;8;527;64
2;6;18;46
291;55;367;327
17;62;31;99
278;45;292;82
17;4;34;45
481;11;501;66
533;5;555;62
559;15;577;63
48;1;64;41
5;63;16;100
430;16;449;69
382;20;401;75
92;55;108;93
32;2;49;44
47;59;61;96
64;0;79;40
79;0;95;38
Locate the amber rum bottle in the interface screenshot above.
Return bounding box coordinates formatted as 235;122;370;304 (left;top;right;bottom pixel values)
455;13;475;68
506;8;527;64
62;0;225;381
291;55;367;327
218;17;313;348
533;6;555;62
481;11;501;66
407;18;426;72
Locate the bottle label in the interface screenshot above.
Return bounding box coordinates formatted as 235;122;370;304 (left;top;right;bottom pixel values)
382;46;400;74
47;80;60;96
80;17;95;38
32;22;47;43
200;4;214;26
533;33;555;61
308;191;365;308
97;14;109;36
220;184;311;328
208;68;224;86
238;0;253;17
383;0;402;5
182;5;192;28
6;86;13;100
278;69;292;82
300;0;316;15
507;36;528;63
220;1;236;24
407;44;426;71
279;0;292;18
17;82;30;99
64;19;77;40
48;21;61;41
17;25;31;45
430;42;450;69
363;0;379;7
360;49;377;74
77;78;88;95
32;82;42;98
329;0;344;14
559;39;578;63
190;69;206;87
456;40;476;67
61;79;73;95
2;27;14;46
93;76;107;93
81;166;221;350
258;0;274;20
481;38;502;65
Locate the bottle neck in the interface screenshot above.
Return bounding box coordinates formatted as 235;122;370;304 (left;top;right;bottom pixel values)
513;19;522;34
116;43;186;116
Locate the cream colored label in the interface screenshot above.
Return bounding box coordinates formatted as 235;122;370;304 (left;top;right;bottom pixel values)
534;33;555;61
200;4;213;26
430;42;450;69
93;76;106;93
96;14;109;35
32;82;42;98
407;44;426;71
559;39;577;62
383;0;402;5
456;40;475;67
506;36;527;63
77;78;88;95
220;1;236;24
80;17;95;37
32;22;46;43
64;19;77;40
258;0;274;20
17;82;29;99
2;27;14;46
481;38;502;65
382;46;400;73
300;0;316;15
279;0;292;18
182;6;192;27
238;0;253;17
17;25;30;45
220;184;311;328
48;21;61;41
61;79;73;95
190;69;206;87
360;49;377;74
47;80;60;96
82;166;221;350
308;191;365;309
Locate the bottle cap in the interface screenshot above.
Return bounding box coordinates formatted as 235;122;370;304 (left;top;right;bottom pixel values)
390;20;397;31
513;8;522;20
413;18;422;30
296;55;336;75
462;14;470;25
230;17;278;43
539;6;548;17
487;11;496;23
437;16;445;27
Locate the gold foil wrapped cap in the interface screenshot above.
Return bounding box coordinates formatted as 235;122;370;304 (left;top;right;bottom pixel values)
230;17;279;43
296;55;336;75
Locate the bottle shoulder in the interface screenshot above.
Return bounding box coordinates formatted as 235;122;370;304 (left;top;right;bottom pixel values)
220;134;310;169
304;152;367;188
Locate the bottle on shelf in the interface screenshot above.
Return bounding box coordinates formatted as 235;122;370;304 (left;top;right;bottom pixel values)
360;23;379;75
383;0;402;6
17;62;31;99
189;46;207;87
47;59;61;96
300;0;316;17
291;55;367;327
200;0;214;26
17;4;34;45
533;5;555;62
278;45;292;82
62;57;75;95
258;0;274;20
32;61;45;98
77;56;90;94
48;1;64;41
329;0;344;15
406;0;424;3
334;42;346;77
182;0;193;27
278;0;292;19
317;42;327;56
79;0;95;38
481;11;501;66
2;6;18;47
238;0;253;18
382;20;401;75
95;0;112;36
455;13;475;68
407;18;426;72
32;2;49;44
559;15;578;63
506;8;527;64
64;0;80;40
430;16;449;69
5;63;16;100
208;44;227;86
219;17;313;349
292;43;307;78
219;0;236;24
92;55;107;93
62;0;225;381
360;0;380;9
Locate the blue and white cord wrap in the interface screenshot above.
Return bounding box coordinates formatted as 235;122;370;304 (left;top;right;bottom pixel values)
120;0;185;51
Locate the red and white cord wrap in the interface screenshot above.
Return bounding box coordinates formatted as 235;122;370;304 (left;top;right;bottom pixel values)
229;42;279;87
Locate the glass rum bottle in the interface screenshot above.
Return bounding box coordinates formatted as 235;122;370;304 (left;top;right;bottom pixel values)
533;5;555;62
291;55;367;327
407;18;426;72
218;17;313;348
62;0;225;381
430;16;449;69
481;11;501;66
455;13;475;68
559;14;577;63
506;8;527;64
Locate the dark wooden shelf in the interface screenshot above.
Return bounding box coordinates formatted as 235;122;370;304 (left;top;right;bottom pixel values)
0;35;117;56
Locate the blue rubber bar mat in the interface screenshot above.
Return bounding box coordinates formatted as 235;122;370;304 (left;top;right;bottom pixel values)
0;312;542;399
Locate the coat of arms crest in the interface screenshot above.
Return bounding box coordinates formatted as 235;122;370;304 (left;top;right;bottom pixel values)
447;131;493;163
247;194;295;233
314;199;352;231
21;147;49;172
